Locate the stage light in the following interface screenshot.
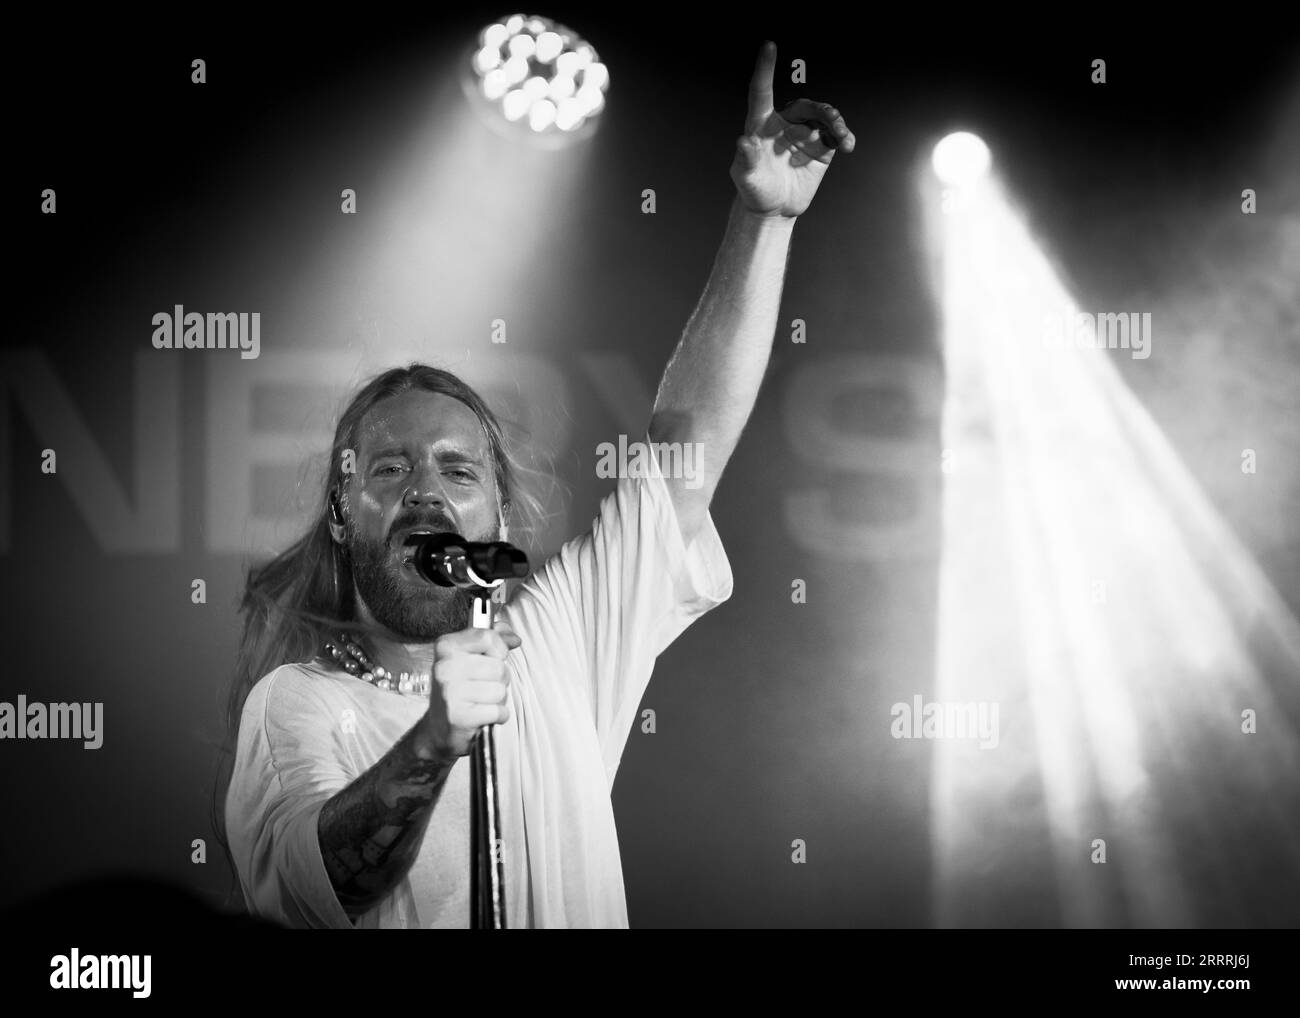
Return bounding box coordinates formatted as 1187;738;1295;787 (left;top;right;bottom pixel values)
548;75;575;102
502;88;529;122
555;51;580;77
508;34;536;60
555;97;583;131
464;13;609;148
576;84;604;116
931;131;991;186
919;146;1300;927
502;56;529;86
535;31;563;63
523;76;549;102
482;69;508;101
529;99;557;132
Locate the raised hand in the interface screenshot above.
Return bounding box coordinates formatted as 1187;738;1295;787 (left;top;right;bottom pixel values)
730;41;855;219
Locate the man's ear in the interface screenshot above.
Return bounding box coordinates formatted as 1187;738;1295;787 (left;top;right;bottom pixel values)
328;491;346;545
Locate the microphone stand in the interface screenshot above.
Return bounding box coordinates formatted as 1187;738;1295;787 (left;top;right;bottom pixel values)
407;533;528;930
469;590;506;930
405;533;527;930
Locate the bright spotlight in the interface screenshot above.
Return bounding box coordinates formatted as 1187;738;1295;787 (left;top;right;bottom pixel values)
529;99;557;132
508;34;536;59
548;75;575;102
502;88;529;122
474;46;502;73
464;13;609;147
535;31;563;63
921;159;1300;927
482;69;508;101
932;132;991;186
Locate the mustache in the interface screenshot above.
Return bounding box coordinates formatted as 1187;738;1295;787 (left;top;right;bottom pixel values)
386;513;457;543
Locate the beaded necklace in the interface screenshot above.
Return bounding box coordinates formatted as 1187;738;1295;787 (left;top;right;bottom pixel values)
321;633;432;696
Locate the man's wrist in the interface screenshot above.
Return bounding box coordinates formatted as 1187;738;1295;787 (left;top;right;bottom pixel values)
411;717;457;769
732;196;797;231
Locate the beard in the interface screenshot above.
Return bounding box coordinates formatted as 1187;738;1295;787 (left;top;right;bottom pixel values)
346;514;498;641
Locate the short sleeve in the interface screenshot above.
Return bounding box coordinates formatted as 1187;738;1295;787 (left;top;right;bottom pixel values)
504;430;734;784
224;665;358;930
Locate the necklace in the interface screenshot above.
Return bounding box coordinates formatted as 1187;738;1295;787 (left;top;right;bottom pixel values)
321;633;432;696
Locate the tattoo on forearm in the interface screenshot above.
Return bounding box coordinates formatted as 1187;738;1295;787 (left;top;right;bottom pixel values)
317;724;453;919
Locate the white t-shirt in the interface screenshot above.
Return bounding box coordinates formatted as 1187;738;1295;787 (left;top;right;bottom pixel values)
224;447;733;928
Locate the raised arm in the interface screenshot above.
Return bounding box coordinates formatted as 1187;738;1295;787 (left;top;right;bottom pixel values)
648;40;854;544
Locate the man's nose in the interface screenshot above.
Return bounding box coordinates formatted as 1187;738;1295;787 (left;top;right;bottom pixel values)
403;464;449;508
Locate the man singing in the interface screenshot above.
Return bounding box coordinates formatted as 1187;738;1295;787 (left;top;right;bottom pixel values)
221;41;854;928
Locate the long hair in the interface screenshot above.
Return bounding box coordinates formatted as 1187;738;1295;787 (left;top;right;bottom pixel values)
209;363;549;910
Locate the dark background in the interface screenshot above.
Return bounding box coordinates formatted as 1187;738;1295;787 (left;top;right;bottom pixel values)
5;8;1298;928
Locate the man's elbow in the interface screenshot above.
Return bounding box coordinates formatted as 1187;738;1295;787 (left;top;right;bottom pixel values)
667;486;713;547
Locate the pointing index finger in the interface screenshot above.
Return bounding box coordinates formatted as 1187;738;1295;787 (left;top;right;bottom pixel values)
745;40;776;133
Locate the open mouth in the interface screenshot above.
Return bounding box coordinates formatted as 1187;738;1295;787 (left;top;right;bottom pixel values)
396;528;440;569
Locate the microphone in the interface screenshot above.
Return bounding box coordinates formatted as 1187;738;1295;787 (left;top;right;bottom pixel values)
403;532;529;590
